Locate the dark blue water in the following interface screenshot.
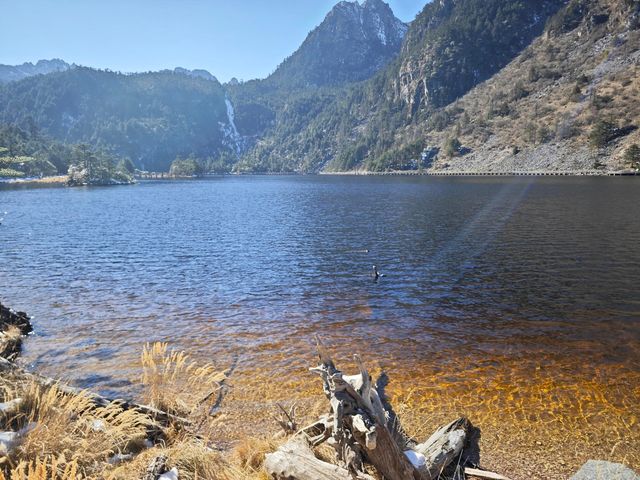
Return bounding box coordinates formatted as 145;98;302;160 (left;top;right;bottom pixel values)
0;176;639;397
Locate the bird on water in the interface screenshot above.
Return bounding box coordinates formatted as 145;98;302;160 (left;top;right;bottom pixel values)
372;265;385;281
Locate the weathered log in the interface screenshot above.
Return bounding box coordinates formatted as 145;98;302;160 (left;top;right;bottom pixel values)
265;435;375;480
415;417;470;479
307;338;468;480
464;467;512;480
142;454;168;480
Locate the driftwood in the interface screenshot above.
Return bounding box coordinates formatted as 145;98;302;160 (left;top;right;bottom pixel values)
264;338;508;480
142;455;168;480
464;468;511;480
264;435;376;480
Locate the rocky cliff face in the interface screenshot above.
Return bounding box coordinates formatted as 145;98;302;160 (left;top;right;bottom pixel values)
266;0;407;88
416;0;640;173
394;0;566;117
0;59;71;84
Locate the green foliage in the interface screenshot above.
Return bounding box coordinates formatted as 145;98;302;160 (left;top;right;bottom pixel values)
67;143;134;185
589;119;617;148
546;0;589;34
624;144;640;169
0;123;67;177
0;68;234;172
0;168;24;178
330;143;369;171
169;156;204;177
443;137;462;158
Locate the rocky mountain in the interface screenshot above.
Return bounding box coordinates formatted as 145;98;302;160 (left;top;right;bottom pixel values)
0;59;71;84
413;0;640;173
266;0;407;89
173;67;218;82
237;0;570;172
222;0;409;168
0;68;238;171
2;0;638;174
394;0;566;116
0;1;408;172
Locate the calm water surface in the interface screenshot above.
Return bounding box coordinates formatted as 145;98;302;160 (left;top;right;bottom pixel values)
0;176;639;401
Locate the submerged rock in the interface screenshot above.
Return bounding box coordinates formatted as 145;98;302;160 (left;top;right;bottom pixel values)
571;460;639;480
0;303;32;335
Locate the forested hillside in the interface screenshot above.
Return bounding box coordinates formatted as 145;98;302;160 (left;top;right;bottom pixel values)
236;0;569;173
0;68;236;172
1;0;638;174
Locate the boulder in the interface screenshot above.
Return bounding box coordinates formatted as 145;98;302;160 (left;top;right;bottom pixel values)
571;460;639;480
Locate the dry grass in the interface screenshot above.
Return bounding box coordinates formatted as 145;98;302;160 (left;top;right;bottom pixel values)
4;383;152;477
0;342;279;480
141;342;226;417
0;457;79;480
0;326;24;360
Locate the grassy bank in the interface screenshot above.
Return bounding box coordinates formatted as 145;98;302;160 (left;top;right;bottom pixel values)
0;176;68;188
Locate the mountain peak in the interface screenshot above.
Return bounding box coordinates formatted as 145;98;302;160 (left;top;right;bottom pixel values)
266;0;406;88
173;67;218;83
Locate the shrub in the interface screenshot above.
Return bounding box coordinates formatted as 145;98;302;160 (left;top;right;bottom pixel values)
588;119;616;148
624;144;640;169
443;137;462;158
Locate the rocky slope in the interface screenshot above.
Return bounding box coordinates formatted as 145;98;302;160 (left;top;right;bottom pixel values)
409;0;640;173
225;0;408;169
236;0;569;173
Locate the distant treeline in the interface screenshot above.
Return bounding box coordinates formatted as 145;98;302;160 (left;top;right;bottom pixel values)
0;123;134;183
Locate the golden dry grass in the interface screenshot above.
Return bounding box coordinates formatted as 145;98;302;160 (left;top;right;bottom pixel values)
141;342;226;417
0;326;24;360
3;383;152;478
0;343;276;480
0;457;78;480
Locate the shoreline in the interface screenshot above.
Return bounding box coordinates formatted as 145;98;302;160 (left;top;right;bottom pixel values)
0;175;68;188
1;300;639;479
137;169;640;179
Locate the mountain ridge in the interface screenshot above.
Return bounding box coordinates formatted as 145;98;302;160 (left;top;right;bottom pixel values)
0;59;71;84
1;0;639;175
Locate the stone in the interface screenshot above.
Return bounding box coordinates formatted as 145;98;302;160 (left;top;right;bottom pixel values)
570;460;639;480
0;431;19;455
158;467;179;480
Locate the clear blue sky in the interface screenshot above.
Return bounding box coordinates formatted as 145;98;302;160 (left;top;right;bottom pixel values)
0;0;425;82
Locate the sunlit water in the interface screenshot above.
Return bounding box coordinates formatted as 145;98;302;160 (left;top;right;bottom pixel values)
1;176;639;474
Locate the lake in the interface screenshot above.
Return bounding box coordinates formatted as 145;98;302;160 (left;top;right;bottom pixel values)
0;175;639;473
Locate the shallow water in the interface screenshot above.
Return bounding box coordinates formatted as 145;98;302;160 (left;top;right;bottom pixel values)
1;176;639;473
